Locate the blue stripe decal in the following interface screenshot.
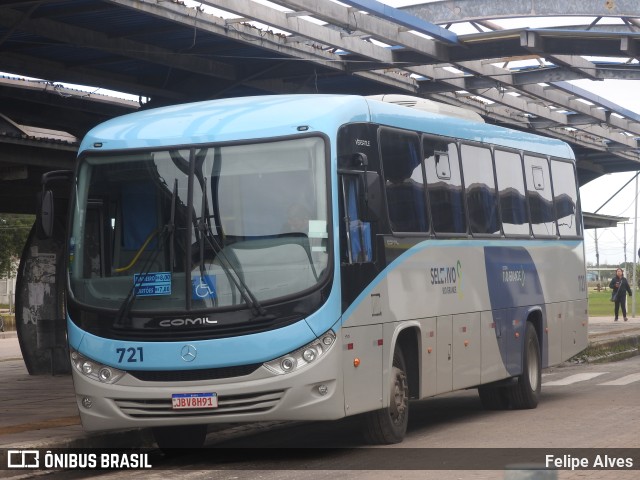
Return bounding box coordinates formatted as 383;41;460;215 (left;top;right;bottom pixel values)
483;246;547;375
483;247;543;310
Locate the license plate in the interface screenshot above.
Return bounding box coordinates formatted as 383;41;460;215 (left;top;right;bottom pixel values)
171;392;218;409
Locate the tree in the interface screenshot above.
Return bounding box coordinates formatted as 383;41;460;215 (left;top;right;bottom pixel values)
0;214;35;278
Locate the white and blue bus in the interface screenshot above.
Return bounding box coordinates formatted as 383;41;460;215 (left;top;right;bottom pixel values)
40;94;588;448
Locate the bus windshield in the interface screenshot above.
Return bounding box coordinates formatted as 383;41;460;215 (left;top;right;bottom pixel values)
69;136;329;313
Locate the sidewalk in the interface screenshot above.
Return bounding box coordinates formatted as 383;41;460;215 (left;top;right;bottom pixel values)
1;317;639;454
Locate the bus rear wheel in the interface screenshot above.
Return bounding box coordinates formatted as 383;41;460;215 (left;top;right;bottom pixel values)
508;321;541;409
362;346;409;444
152;424;208;452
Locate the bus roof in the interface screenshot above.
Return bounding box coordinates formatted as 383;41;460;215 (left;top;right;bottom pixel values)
80;94;574;159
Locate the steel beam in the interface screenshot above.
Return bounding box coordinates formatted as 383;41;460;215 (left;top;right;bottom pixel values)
402;0;640;25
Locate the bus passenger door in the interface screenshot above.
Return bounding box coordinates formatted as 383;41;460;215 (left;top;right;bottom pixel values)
341;325;384;415
338;172;380;312
436;315;452;393
341;174;373;264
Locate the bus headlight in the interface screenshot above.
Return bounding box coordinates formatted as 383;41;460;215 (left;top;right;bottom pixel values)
263;330;336;375
70;349;125;384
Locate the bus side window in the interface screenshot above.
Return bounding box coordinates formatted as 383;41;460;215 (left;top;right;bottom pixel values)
461;144;499;235
341;175;372;263
525;155;556;236
424;139;466;234
380;129;427;233
551;159;580;237
495;150;530;236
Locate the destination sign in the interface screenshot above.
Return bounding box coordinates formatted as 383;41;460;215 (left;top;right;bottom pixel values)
133;272;171;297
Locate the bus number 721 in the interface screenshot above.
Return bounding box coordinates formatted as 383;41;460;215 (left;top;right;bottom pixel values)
116;347;144;363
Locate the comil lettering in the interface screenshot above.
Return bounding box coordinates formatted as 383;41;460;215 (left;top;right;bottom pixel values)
158;317;218;327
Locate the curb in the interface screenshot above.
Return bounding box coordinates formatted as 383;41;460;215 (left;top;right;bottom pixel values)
572;335;640;364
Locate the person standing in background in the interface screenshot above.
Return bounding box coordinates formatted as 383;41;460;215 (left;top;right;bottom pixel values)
609;268;632;321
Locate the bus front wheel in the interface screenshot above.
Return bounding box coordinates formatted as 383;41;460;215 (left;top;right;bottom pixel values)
362;346;409;444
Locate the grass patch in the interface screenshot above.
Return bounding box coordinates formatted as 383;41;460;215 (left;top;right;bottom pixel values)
589;289;615;317
588;288;640;316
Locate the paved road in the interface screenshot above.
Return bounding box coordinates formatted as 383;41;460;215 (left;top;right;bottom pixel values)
20;356;639;480
0;332;21;360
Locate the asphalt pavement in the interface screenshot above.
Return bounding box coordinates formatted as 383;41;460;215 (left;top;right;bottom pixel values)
0;316;638;455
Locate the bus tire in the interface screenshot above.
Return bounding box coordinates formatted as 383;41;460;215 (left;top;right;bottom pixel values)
152;424;208;452
477;385;509;410
362;346;409;444
508;321;541;409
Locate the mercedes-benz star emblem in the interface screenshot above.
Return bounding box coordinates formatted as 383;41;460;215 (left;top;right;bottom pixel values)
180;344;197;362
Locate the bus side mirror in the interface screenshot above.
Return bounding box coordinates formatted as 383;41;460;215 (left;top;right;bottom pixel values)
37;169;73;239
38;189;54;239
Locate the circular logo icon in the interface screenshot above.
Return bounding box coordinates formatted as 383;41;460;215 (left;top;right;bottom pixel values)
180;344;197;362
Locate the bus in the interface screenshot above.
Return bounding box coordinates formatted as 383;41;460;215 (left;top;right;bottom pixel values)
38;94;588;449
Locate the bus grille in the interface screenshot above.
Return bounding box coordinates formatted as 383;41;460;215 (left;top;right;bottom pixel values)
126;363;262;382
114;390;285;418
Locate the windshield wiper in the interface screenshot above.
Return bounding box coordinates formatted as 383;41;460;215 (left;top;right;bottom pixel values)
197;181;269;319
169;178;177;273
114;210;176;327
114;179;179;326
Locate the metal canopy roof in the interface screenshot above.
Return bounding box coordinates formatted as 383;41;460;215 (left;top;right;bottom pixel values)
2;0;640;189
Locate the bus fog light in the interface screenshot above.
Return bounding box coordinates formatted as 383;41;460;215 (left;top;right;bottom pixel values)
317;384;328;396
264;330;336;375
82;397;93;409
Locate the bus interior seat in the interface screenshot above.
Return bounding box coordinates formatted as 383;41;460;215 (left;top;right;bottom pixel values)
115;181;163;273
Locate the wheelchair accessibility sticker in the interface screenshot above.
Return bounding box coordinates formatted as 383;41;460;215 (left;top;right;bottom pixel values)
192;275;217;300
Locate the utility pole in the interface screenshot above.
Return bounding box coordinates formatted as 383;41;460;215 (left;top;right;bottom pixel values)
623;223;628;266
595;228;600;281
633;174;638;317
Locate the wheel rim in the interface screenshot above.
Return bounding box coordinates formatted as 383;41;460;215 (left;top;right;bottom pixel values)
527;337;540;391
390;366;408;425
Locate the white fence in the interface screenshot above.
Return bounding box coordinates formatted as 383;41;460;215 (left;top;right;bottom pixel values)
0;276;16;310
